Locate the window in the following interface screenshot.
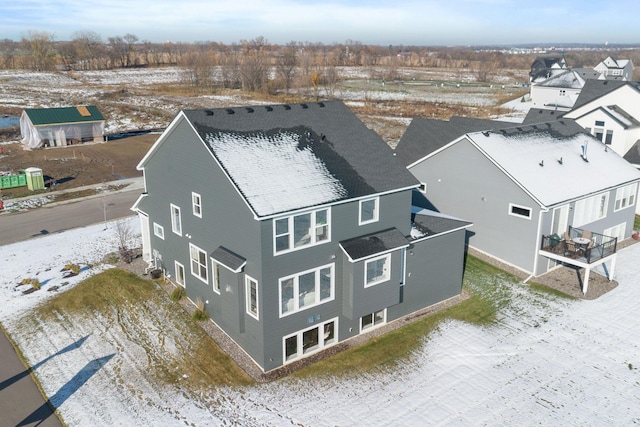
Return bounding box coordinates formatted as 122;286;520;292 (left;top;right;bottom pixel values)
595;120;605;127
279;264;334;316
365;254;391;287
573;193;609;227
509;203;532;220
360;309;386;332
170;204;182;235
614;183;638;211
274;208;330;254
283;319;337;363
192;192;202;218
189;243;208;283
153;222;164;239
175;261;185;287
605;130;613;145
211;259;220;294
604;223;626;242
245;276;259;319
595;128;604;141
359;197;379;225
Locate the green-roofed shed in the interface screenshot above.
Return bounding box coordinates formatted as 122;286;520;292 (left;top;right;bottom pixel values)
20;106;106;149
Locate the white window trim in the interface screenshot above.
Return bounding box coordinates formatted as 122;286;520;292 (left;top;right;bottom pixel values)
604;223;626;242
508;203;532;220
170;203;182;236
189;243;208;284
192;192;202;218
273;207;331;255
358;197;379;225
174;261;185;288
614;183;638;212
418;183;427;194
278;263;335;317
245;275;259;320
360;308;387;333
364;253;391;288
210;258;221;294
282;317;338;364
153;222;165;240
573;192;609;228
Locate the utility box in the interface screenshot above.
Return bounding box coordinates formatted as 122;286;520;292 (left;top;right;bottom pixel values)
24;167;45;191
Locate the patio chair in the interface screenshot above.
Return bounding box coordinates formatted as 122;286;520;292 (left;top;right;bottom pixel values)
581;230;592;241
563;231;577;256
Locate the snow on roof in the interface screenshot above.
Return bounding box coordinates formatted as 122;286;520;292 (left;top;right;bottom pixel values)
205;130;347;216
468;129;640;207
538;70;585;89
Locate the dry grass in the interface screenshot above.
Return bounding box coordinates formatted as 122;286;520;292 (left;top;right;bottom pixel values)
31;268;253;389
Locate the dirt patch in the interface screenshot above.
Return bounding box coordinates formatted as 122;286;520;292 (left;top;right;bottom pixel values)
0;134;156;198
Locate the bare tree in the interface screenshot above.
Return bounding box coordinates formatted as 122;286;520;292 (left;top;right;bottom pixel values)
275;42;298;94
0;39;19;69
238;37;269;93
21;31;56;71
71;30;104;70
114;220;134;263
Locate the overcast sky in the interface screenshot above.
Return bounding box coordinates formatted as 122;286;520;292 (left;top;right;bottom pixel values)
1;0;637;46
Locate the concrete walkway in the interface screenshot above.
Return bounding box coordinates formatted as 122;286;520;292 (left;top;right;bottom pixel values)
0;325;62;427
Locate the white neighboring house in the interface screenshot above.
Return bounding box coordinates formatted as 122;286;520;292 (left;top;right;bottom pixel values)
594;57;634;81
530;70;585;111
563;81;640;214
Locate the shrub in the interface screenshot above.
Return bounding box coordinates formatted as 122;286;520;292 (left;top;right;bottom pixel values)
170;286;186;302
192;298;209;321
64;263;80;274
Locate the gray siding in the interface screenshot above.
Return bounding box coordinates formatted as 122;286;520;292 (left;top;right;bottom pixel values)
141;117;265;367
410;139;542;273
256;190;414;370
142;121;466;371
390;228;467;319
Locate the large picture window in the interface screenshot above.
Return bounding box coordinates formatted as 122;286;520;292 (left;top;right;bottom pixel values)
573;193;609;227
274;208;330;254
189;243;208;283
614;183;638;211
283;318;337;363
170;204;182;235
245;276;259;320
279;264;334;316
365;254;391;287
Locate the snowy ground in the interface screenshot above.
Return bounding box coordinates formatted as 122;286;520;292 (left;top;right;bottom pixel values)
1;217;639;426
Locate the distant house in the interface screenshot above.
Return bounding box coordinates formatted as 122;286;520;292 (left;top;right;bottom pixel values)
529;56;567;83
20;106;105;149
396;118;640;293
530;70;586;111
594;56;634;81
132;101;471;372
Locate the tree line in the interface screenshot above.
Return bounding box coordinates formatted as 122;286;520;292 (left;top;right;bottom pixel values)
2;30;637;94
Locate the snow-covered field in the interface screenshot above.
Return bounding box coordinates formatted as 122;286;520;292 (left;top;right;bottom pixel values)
1;217;639;426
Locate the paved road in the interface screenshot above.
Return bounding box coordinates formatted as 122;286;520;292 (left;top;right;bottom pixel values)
0;183;143;426
0;189;141;246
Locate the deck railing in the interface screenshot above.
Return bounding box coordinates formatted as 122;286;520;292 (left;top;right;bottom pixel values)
540;225;617;264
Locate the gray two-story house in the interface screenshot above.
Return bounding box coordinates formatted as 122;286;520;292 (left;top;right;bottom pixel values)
132;101;471;372
397;117;640;294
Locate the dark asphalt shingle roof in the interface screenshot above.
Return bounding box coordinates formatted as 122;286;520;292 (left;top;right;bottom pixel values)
624;140;640;165
411;210;471;240
339;228;409;261
24;106;104;125
210;246;247;272
570;79;628;110
181;101;419;217
395;116;514;166
523;108;566;124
